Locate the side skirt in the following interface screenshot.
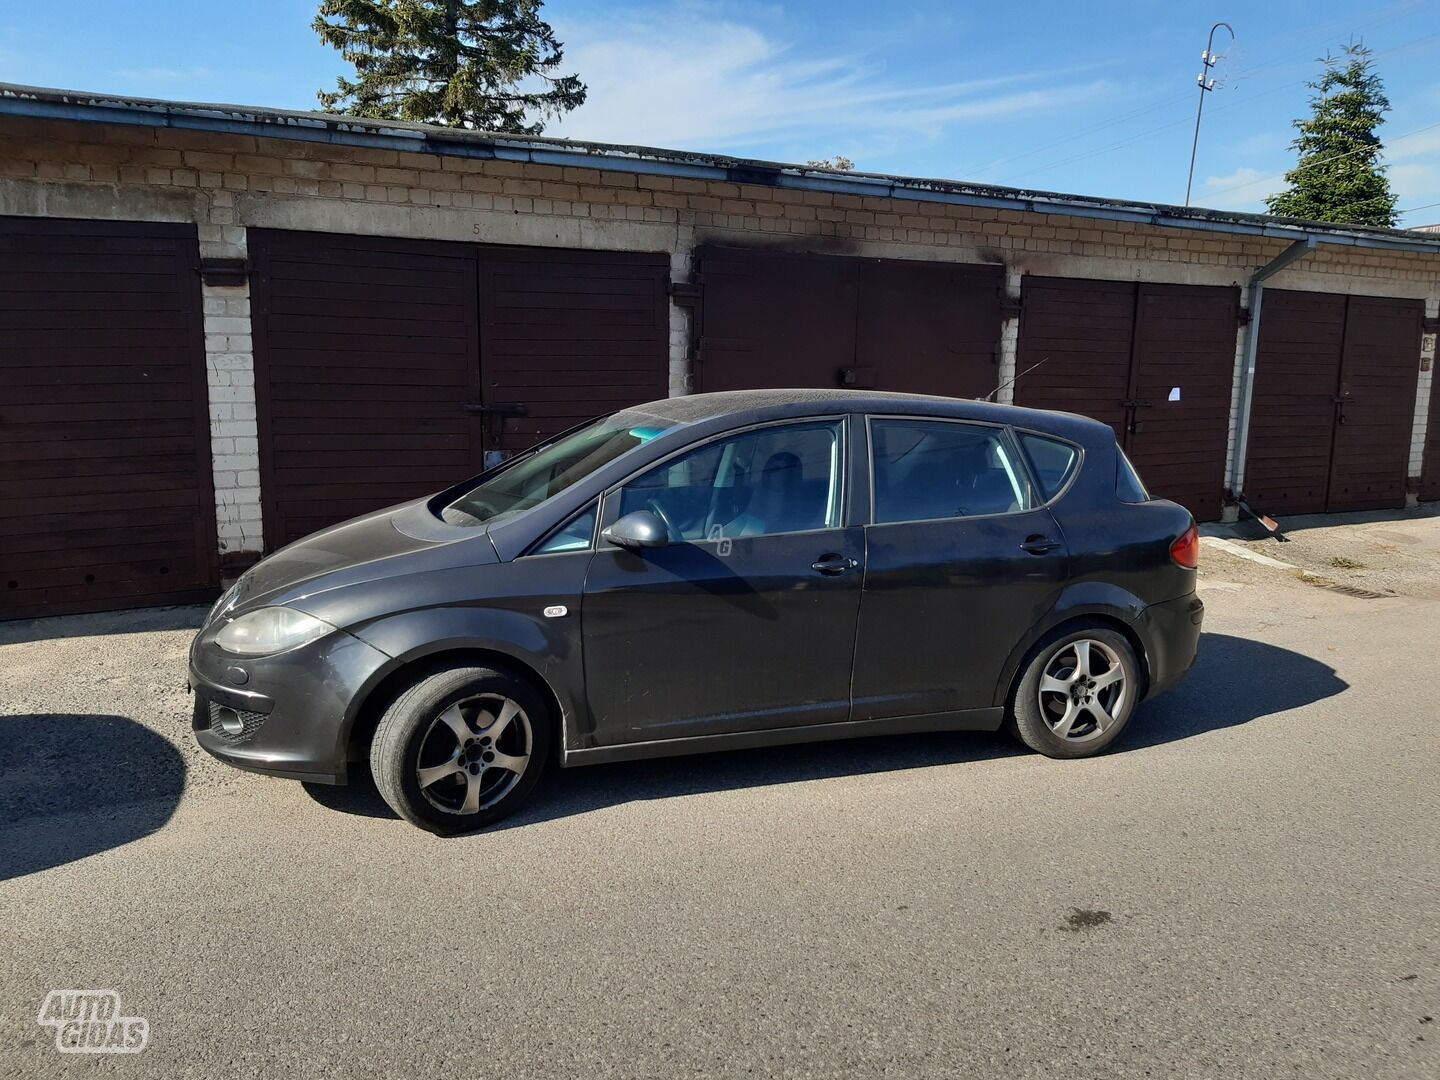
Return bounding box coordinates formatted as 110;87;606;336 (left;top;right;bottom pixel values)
560;707;1004;768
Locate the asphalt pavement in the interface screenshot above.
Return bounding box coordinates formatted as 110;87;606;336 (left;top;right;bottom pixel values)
1;524;1436;1078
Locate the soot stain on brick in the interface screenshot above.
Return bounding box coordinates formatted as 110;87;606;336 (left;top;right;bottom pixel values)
1060;907;1113;932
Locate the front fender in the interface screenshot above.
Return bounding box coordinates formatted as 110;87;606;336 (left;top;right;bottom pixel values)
338;605;589;757
989;580;1150;708
288;552;594;756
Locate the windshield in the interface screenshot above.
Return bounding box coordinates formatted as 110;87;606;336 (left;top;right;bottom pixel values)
441;413;676;526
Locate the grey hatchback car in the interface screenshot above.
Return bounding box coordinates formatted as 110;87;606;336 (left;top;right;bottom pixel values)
190;389;1203;833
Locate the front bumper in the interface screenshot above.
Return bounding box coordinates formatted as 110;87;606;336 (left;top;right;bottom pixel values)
1135;591;1204;699
189;625;393;785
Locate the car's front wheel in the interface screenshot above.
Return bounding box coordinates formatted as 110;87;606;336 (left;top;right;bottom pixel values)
370;664;552;834
1009;624;1139;759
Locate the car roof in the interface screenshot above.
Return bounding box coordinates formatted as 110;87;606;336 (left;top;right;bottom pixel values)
624;388;1113;445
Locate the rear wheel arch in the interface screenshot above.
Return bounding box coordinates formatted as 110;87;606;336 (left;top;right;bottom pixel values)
344;647;566;768
997;611;1150;712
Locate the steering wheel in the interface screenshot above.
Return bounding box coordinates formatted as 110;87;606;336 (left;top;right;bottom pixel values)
645;499;681;540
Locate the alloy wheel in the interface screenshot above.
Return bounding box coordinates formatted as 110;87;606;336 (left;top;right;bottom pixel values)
415;694;532;815
1036;638;1127;743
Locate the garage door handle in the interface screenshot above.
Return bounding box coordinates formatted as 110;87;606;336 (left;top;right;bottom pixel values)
1021;536;1060;555
811;555;859;575
463;402;528;416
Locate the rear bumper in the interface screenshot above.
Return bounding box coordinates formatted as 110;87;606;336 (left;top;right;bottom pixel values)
1135;591;1204;699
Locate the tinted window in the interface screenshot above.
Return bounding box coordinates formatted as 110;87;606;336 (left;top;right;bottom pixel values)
617;421;842;540
532;502;598;555
1018;433;1079;501
1117;448;1150;503
871;419;1032;524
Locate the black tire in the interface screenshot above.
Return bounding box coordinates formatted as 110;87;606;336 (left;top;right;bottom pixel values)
1008;623;1140;759
370;664;552;835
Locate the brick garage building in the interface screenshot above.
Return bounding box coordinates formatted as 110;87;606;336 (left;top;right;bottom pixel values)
2;84;1438;618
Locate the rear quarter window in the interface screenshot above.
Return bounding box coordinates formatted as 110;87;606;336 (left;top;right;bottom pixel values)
1017;433;1079;502
1116;448;1150;503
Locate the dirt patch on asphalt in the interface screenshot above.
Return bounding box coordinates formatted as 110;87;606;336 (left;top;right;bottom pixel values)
1213;505;1440;600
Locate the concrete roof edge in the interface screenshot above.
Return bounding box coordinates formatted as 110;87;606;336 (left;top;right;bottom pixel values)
4;81;1440;258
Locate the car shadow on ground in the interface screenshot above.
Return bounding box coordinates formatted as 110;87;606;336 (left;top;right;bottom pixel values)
304;631;1348;832
0;714;186;880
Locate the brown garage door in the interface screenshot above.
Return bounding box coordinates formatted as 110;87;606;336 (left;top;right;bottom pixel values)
1242;291;1344;515
1327;296;1422;512
695;247;1003;396
1127;284;1240;522
251;230;484;550
855;259;1004;398
478;247;669;455
0;217;218;619
1425;366;1440;502
251;230;671;549
1013;277;1134;435
1246;290;1421;514
1015;278;1239;521
696;248;858;392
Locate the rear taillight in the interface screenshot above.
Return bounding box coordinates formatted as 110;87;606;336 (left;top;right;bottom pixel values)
1170;521;1199;569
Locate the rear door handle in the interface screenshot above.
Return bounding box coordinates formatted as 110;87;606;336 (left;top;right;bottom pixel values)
811;554;859;575
1021;535;1061;555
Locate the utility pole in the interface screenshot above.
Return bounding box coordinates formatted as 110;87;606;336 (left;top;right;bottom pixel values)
1185;21;1235;207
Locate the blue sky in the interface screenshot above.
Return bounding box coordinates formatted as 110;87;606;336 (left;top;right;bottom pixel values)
4;0;1439;225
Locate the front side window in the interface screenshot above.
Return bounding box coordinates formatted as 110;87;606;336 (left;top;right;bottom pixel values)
442;413;677;526
615;421;843;541
871;419;1032;524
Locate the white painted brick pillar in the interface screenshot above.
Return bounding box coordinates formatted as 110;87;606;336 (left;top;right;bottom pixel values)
994;267;1022;404
1408;296;1438;506
198;215;264;569
667;225;696;397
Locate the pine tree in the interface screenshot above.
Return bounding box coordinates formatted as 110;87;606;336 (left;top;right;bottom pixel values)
1266;43;1397;227
313;0;586;135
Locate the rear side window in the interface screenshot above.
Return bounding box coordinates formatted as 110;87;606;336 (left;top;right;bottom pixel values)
1116;448;1150;503
1017;433;1079;502
871;419;1033;524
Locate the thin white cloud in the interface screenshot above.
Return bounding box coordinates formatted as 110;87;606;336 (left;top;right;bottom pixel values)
547;5;1115;157
1384;126;1440;163
1377;124;1440;222
1198;166;1277;211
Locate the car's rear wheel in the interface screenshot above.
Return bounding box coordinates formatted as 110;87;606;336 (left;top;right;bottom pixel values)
1009;624;1139;759
370;664;551;834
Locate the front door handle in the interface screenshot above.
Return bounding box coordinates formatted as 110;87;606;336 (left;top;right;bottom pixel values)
1021;535;1061;555
811;554;859;575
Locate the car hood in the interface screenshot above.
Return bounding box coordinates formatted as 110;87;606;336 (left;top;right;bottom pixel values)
227;499;496;613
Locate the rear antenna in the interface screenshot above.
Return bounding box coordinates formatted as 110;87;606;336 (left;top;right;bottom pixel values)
984;356;1048;403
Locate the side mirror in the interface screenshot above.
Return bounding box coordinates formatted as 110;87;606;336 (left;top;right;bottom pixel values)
601;510;670;550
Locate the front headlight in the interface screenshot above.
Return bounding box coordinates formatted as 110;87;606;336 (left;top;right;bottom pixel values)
213;607;336;657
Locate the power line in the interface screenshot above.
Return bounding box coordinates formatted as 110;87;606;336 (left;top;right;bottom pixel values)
965;0;1427;181
995;26;1440;187
1204;118;1440;198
